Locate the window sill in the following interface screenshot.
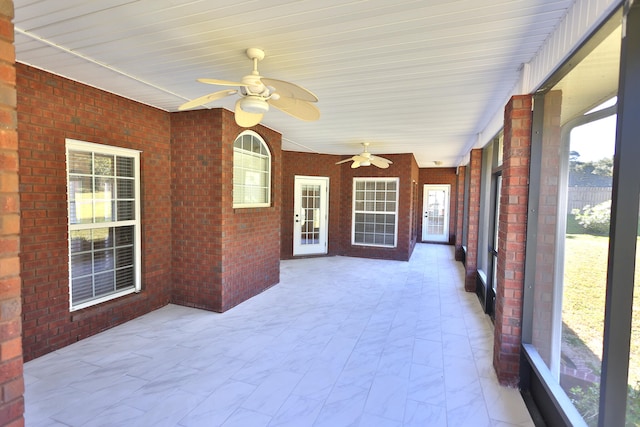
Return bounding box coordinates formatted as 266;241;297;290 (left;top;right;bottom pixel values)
70;290;147;322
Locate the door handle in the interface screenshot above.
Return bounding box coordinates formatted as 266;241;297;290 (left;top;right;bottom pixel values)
295;210;306;223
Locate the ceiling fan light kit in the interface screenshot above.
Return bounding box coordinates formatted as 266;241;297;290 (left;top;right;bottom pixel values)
179;48;319;128
239;96;269;114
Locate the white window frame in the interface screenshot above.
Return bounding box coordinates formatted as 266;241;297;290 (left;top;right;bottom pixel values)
65;139;142;311
233;130;271;208
352;177;399;248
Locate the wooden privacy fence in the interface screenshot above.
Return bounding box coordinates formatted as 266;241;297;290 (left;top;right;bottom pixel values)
567;187;612;211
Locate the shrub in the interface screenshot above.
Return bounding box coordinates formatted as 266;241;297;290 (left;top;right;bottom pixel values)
570;382;640;426
569;384;599;426
572;200;611;235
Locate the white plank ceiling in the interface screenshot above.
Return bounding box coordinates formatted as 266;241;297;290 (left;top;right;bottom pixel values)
14;0;576;167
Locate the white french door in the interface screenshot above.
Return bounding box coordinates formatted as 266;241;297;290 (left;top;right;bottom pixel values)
422;184;450;242
293;176;329;256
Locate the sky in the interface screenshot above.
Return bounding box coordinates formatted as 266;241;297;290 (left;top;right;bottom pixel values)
570;97;617;162
570;114;617;162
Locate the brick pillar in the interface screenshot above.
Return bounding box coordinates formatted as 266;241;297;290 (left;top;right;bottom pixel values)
464;150;482;292
493;95;532;386
0;1;23;425
455;166;466;260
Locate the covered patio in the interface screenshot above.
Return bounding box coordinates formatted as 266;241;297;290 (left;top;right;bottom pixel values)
24;244;533;427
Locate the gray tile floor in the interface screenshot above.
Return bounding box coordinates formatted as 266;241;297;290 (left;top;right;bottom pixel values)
24;244;534;426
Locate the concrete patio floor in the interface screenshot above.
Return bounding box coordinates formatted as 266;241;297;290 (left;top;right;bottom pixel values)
24;243;534;426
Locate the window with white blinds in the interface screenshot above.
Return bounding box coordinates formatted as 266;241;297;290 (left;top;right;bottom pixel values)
352;178;399;247
66;139;141;311
233;131;271;208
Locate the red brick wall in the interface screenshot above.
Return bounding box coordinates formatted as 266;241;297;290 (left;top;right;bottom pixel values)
464;149;482;291
220;114;282;311
281;151;418;261
170;109;224;310
171;109;282;312
339;153;418;261
0;2;23;424
18;64;172;361
418;167;458;244
281;151;342;259
493;95;532;386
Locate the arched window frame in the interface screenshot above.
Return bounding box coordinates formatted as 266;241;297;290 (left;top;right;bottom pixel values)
233;130;271;208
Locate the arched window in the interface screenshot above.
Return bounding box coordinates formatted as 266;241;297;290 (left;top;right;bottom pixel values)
233;131;271;208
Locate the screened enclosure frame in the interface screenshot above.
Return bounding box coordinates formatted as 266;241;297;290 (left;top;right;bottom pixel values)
520;2;640;426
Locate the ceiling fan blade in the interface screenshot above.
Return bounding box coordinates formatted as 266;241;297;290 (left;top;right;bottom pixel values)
353;155;369;163
197;78;249;87
370;156;391;169
371;154;392;163
335;157;355;165
261;78;318;102
269;97;320;121
371;155;392;164
234;99;263;127
178;89;237;111
351;161;361;169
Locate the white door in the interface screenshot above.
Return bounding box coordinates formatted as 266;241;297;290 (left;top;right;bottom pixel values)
293;176;329;256
422;184;450;242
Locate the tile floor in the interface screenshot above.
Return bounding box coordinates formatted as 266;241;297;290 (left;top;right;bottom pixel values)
24;244;535;427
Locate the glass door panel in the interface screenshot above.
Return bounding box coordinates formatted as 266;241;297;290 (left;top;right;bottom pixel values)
293;176;328;256
422;185;450;242
301;184;321;245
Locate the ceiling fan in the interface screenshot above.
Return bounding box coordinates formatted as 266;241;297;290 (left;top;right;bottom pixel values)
335;143;393;169
178;48;320;127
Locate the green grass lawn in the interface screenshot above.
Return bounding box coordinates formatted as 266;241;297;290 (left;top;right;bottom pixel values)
563;233;640;386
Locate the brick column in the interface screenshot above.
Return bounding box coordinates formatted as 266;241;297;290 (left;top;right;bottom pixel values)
455;166;466;260
171;110;282;312
464;150;482;291
493;95;532;386
0;1;23;425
